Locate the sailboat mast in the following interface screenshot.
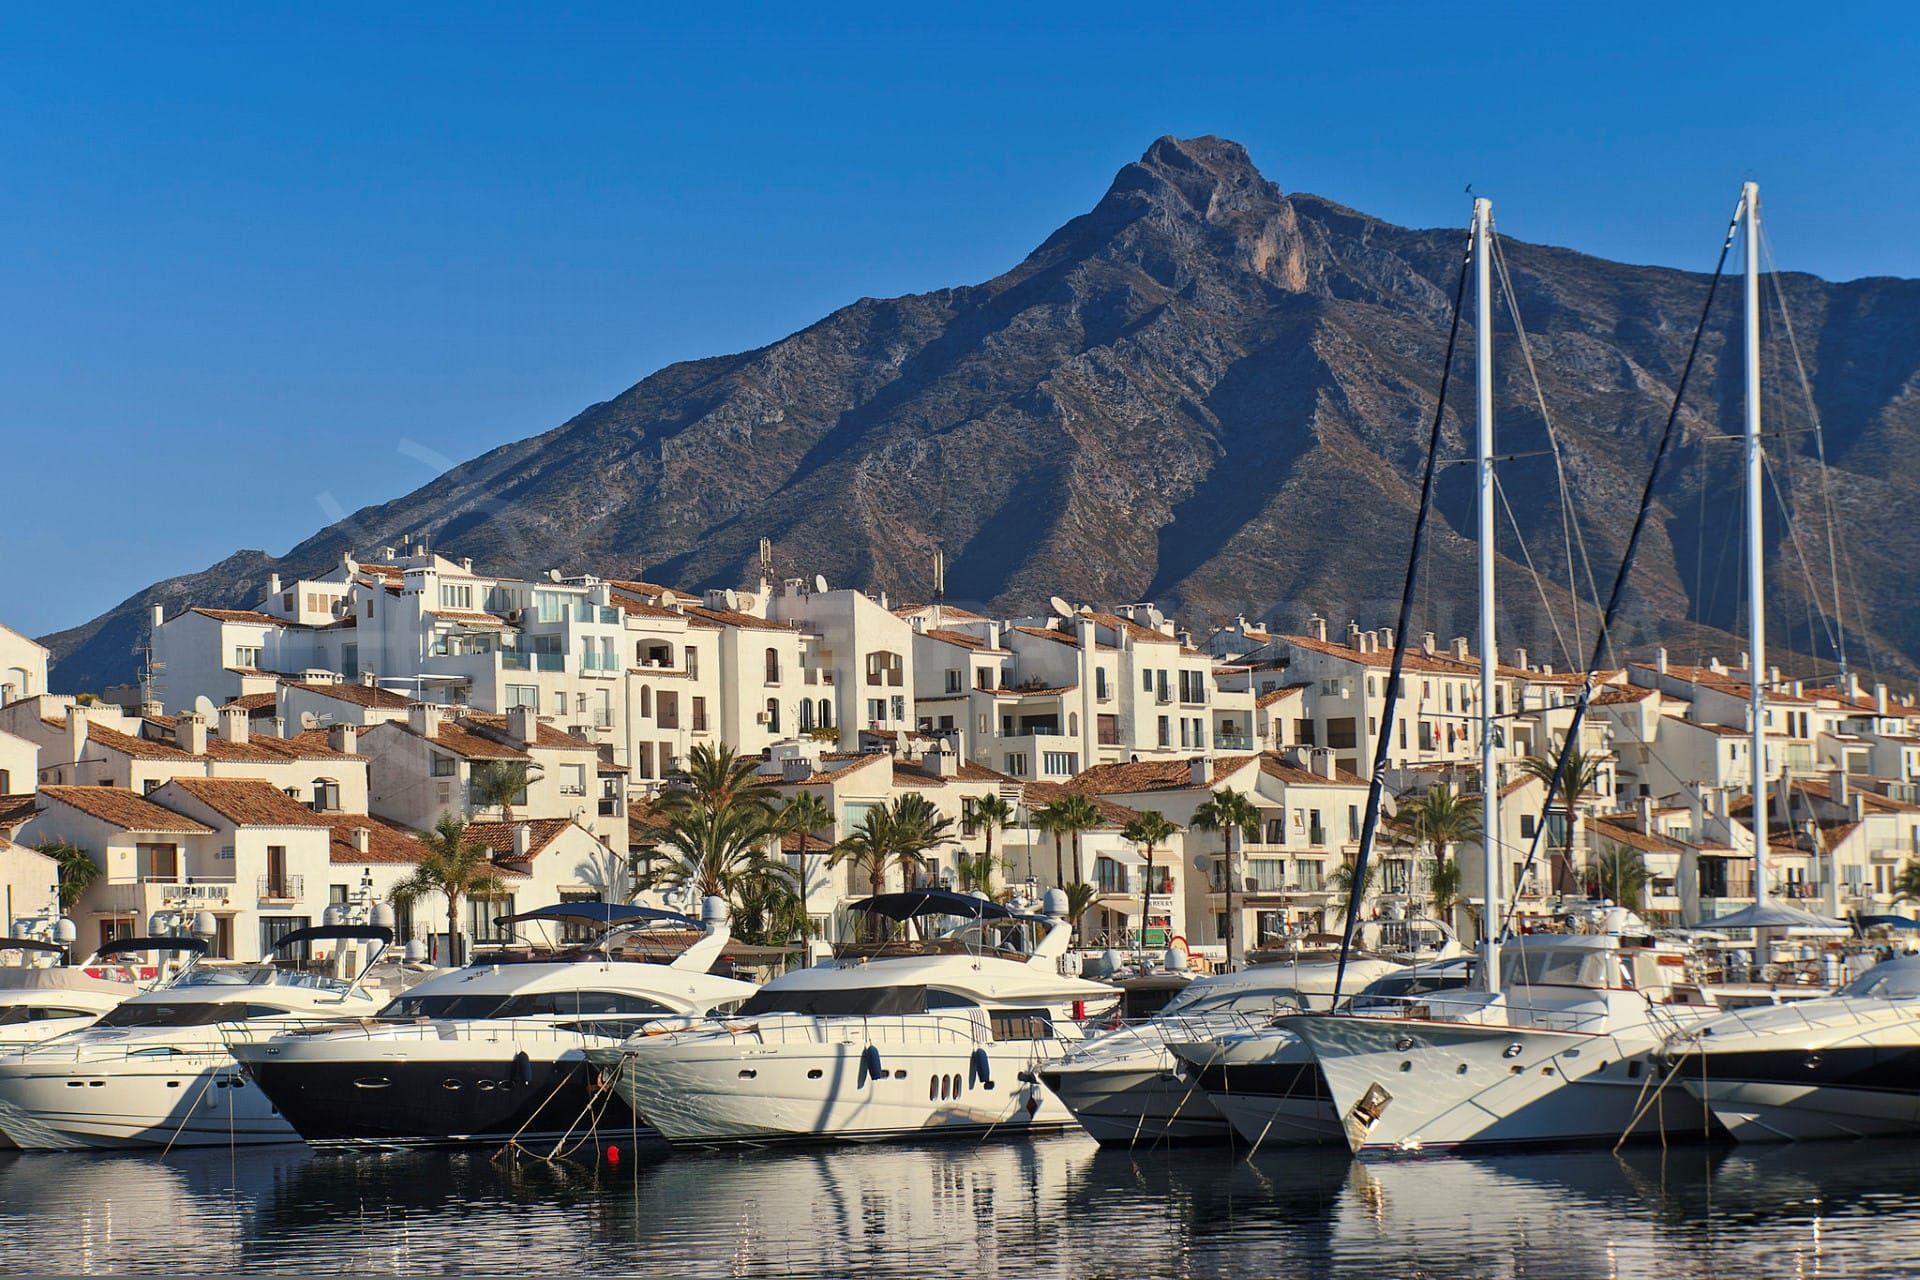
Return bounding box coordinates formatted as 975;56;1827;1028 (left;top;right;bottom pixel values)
1475;196;1502;992
1742;181;1769;909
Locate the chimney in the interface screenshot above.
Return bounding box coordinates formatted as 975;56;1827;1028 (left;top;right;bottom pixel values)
1656;647;1669;675
266;716;287;739
929;746;960;779
360;670;377;687
1514;647;1529;672
216;704;248;745
1315;748;1336;779
150;603;165;632
507;704;538;746
1830;770;1850;810
1379;626;1394;652
328;723;358;755
1190;757;1210;787
175;711;208;755
1768;664;1781;689
1876;682;1889;715
986;622;1001;650
1847;671;1863;701
352;826;370;854
512;822;533;858
1309;613;1328;643
268;572;282;598
1451;637;1470;661
407;702;444;738
1639;795;1654;832
1347;621;1364;650
1422;632;1437;655
66;707;88;767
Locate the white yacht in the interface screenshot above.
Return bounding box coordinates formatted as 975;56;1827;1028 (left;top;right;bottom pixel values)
1039;953;1405;1146
0;937;205;1054
1666;953;1920;1141
1169;956;1477;1148
0;924;416;1149
230;902;755;1149
588;890;1120;1146
1283;921;1719;1154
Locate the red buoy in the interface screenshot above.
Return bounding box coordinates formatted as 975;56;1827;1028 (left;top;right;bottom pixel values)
606;1144;621;1165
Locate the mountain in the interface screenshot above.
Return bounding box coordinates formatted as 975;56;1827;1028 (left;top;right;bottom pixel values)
42;136;1920;693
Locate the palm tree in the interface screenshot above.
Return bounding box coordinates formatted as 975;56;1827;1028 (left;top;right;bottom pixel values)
388;817;510;965
1192;787;1261;969
37;840;99;913
1595;844;1651;911
468;759;541;826
828;794;956;934
964;793;1015;888
729;865;813;950
1387;784;1482;927
777;790;834;910
952;849;1003;894
662;742;779;824
1519;744;1606;894
1121;810;1179;958
1044;793;1103;937
1329;855;1377;919
645;800;787;904
1895;859;1920;908
1031;800;1072;891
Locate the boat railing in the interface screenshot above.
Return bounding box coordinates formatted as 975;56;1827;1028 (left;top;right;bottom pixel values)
240;1015;669;1046
617;1011;994;1051
1322;994;1616;1035
1061;1011;1271;1063
1673;992;1920;1047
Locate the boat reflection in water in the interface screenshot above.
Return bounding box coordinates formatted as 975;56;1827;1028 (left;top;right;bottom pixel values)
6;1136;1920;1276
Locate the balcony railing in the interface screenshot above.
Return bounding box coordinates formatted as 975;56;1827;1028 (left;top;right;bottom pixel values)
258;875;304;902
1215;732;1254;751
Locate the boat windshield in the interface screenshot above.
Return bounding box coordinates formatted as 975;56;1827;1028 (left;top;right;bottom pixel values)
735;985;979;1017
1498;947;1614;990
92;1001;283;1029
172;965;352;995
1838;960;1920;999
1159;986;1316;1018
378;990;677;1019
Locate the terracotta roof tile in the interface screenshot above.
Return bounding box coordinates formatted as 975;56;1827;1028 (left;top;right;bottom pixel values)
1021;780;1141;827
1009;625;1115;652
464;818;576;862
1068;755;1260;795
161;777;332;827
285;680;414;710
225;693;279;713
1257;756;1368;787
0;794;39;832
462;712;596;752
922;628;999;652
38;785;214;834
429;610;505;628
682;604;801;632
325;814;434;865
190;607;285;626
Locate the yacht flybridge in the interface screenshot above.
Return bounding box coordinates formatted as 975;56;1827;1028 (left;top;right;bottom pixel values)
0;924;415;1150
231;901;756;1150
0;937;207;1055
588;889;1121;1146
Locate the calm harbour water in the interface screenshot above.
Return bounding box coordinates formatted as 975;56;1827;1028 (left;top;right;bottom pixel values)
0;1134;1914;1277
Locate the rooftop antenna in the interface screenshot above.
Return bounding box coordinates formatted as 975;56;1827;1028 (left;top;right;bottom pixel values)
758;537;774;590
932;550;945;628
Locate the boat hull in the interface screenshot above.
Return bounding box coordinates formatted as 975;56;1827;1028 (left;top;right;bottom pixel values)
1176;1038;1342;1147
0;1058;296;1149
1676;1045;1920;1141
1286;1014;1712;1155
1038;1059;1228;1145
601;1037;1073;1146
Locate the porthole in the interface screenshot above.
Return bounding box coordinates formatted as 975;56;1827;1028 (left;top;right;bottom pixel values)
807;1068;824;1080
738;1069;757;1080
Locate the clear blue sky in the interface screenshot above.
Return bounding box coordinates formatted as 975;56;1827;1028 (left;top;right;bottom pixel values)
3;4;1915;637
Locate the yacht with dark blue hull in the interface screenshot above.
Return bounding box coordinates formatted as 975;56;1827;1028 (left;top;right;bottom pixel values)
231;903;754;1150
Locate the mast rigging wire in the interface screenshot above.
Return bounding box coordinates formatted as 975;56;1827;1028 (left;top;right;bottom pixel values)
1331;222;1473;1003
1500;198;1745;935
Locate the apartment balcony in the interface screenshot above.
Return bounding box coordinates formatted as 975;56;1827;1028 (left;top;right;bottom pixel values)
1215;731;1254;751
93;877;240;916
802;670;836;686
258;875;304;904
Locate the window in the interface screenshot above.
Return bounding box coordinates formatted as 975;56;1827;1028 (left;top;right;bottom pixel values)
1004;753;1028;776
866;651;903;687
766;648;782;684
685;647;698;679
1347;805;1361;840
946;668;963;693
467;895;517;944
1143;671;1154;693
136;843;178;883
1326;718;1358;750
1179;719;1190;748
1042;751;1078;776
1265;817;1285;845
639;686;652;718
1157;716;1171;748
1246;859;1287;892
430;752;457;778
975;668;994;690
533;591;566;624
1520;814;1536;839
817;699;832;729
439;583;473;610
1418;721;1437;751
1097;714;1120;746
891;695;906;723
593;688;612;728
560;764;586;796
311;779;341;812
265;846;292;898
765;699;781;733
1295;719;1317;746
799;700;815;731
234;645;263;669
691;697;709;732
635;743;654;779
1096;669;1110;700
507;684;539;710
259;915;313;962
284;591;296;612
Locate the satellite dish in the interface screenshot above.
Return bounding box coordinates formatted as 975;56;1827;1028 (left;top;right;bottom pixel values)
1049;596;1074;618
299;711;320;730
657;589;678;609
1146;606;1165;627
814;574;829;593
193;695;217;718
1192;853;1211;872
547;569;563;583
723;589;740;611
